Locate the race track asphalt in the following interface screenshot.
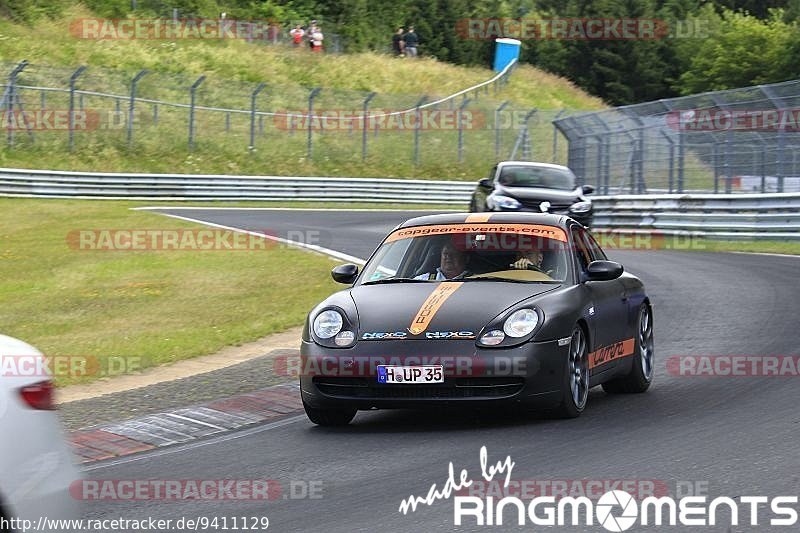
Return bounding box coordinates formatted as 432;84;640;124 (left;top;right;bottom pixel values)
80;208;800;532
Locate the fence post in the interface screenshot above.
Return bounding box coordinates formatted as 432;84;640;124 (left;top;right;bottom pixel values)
494;101;509;159
127;69;148;149
307;87;321;159
4;60;29;148
551;109;566;162
362;92;376;161
249;82;267;152
521;108;537;160
712;143;719;193
413;96;428;166
188;75;205;151
153;104;158;125
68;65;87;152
458;98;471;163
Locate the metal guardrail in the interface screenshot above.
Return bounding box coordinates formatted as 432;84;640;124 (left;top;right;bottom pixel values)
0;168;475;203
1;168;797;238
591;192;800;240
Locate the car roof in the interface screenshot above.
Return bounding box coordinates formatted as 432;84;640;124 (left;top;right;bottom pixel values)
397;212;574;230
496;161;573;172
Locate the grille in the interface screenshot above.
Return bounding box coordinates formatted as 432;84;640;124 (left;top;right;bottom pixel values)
313;377;525;399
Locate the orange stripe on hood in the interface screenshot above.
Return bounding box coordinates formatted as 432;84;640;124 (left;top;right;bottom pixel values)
408;282;463;335
465;214;492;223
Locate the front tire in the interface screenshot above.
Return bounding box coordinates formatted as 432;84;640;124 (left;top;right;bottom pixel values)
602;304;654;394
303;401;356;426
553;324;589;418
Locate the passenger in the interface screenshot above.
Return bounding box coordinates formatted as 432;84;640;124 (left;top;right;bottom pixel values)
415;242;469;280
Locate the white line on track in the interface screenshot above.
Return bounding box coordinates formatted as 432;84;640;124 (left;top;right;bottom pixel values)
137;210;367;265
83;415;308;472
729;251;800;259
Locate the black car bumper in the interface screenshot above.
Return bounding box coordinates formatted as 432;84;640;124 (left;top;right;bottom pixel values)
494;207;592;227
299;338;569;410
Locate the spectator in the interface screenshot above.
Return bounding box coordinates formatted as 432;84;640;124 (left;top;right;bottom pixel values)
307;20;319;49
310;26;324;52
392;27;405;56
289;24;305;47
403;26;419;57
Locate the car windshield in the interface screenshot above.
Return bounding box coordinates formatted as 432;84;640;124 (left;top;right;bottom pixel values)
359;223;571;284
497;165;577;190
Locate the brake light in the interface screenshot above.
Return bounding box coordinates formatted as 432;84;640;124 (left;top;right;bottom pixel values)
19;380;56;410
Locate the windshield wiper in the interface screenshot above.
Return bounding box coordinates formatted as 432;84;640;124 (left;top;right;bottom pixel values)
458;276;562;284
362;277;429;285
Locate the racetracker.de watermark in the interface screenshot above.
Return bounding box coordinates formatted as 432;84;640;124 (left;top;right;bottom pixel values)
456;18;711;40
273;109;487;131
667;109;800;132
0;110;103;131
275;354;528;378
0;355;145;379
66;228;333;251
69;18;280;40
666;355;800;377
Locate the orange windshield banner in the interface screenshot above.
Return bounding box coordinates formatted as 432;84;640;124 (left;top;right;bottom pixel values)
385;223;568;243
408;282;464;335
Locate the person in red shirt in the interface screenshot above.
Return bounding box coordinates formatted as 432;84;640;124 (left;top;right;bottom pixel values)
289;24;305;47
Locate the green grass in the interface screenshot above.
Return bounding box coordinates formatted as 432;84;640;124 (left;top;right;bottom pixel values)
0;197;343;385
689;239;800;255
0;4;602;179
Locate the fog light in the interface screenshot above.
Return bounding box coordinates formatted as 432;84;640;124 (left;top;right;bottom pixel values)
335;330;355;346
480;329;505;346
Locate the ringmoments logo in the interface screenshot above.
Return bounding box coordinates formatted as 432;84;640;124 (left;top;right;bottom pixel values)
397;446;800;530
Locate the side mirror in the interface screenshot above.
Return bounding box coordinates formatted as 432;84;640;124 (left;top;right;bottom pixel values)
584;260;623;281
478;177;493;188
582;185;595;195
331;263;359;284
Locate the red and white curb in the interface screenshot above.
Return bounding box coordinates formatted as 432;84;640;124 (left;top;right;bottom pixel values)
68;383;302;463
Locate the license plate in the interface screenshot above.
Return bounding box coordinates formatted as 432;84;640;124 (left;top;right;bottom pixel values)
377;365;444;384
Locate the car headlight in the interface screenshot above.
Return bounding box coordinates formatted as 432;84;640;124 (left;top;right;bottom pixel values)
503;309;539;338
570;201;592;214
313;310;343;339
490;194;521;210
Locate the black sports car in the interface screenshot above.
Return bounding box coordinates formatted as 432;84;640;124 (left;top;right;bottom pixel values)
469;161;595;227
300;213;653;425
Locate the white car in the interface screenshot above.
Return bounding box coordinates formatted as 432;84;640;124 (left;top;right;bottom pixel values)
1;334;80;532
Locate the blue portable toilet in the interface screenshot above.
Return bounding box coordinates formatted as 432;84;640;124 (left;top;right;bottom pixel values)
493;38;521;72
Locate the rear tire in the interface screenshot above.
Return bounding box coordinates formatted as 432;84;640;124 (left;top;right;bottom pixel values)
602;304;654;394
303;401;356;426
552;324;589;418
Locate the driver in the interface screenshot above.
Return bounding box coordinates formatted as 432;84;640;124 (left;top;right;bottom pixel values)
510;249;552;275
415;241;469;280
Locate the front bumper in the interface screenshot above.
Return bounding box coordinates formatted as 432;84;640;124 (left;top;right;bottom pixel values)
299;338;569;410
494;207;593;227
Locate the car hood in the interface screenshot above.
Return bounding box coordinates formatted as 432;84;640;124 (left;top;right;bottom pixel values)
348;281;559;339
496;184;582;203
